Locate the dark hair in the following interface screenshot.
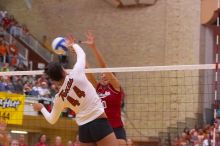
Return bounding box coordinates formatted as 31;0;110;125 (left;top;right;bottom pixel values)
44;62;64;81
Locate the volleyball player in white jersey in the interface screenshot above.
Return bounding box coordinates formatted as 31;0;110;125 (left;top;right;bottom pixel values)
32;35;118;146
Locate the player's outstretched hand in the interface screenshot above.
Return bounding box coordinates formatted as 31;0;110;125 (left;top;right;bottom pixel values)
32;103;44;112
65;34;76;54
82;31;96;48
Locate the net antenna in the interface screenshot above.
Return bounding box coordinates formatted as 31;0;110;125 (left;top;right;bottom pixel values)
213;0;220;145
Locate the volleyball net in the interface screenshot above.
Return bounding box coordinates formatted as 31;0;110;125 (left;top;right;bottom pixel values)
0;64;218;145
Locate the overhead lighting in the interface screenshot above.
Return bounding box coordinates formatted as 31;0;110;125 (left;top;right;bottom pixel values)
11;130;28;134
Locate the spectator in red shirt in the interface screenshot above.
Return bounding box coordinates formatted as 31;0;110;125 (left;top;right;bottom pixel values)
66;140;73;146
2;14;16;32
36;134;48;146
8;41;18;66
53;136;64;146
10;139;19;146
83;32;127;146
8;15;17;28
8;41;18;56
18;135;27;146
2;14;11;31
0;40;9;63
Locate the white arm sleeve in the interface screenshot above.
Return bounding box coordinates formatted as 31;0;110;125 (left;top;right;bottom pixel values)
71;44;86;74
40;97;64;125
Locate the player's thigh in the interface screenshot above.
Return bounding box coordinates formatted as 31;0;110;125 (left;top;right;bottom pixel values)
79;142;96;146
96;132;118;146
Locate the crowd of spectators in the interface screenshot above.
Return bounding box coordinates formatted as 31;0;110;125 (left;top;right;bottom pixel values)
0;10;29;67
171;123;220;146
0;11;29;38
0;37;21;67
0;132;80;146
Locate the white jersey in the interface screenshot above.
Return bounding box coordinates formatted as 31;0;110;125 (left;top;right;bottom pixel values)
41;44;104;126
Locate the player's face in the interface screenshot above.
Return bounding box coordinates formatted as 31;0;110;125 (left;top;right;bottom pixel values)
100;73;109;85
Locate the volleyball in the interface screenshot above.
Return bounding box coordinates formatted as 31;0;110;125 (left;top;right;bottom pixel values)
51;37;68;55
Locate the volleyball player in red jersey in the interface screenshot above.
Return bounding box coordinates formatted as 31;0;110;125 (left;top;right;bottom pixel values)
83;32;127;146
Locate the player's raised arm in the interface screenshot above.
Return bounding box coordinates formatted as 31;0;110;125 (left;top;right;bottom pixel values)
82;31;120;91
65;35;86;74
85;62;98;87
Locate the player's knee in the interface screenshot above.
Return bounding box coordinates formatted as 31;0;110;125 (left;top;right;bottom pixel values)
118;139;126;146
126;138;133;146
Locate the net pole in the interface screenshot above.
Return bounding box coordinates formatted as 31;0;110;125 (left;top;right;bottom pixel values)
213;1;220;145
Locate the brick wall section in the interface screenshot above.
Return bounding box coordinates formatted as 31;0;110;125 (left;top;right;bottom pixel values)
0;0;203;141
0;0;201;66
165;0;200;65
1;0;167;67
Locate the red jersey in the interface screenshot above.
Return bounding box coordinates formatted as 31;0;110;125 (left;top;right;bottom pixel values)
36;143;48;146
96;83;124;128
2;17;12;29
19;144;28;146
9;44;18;56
